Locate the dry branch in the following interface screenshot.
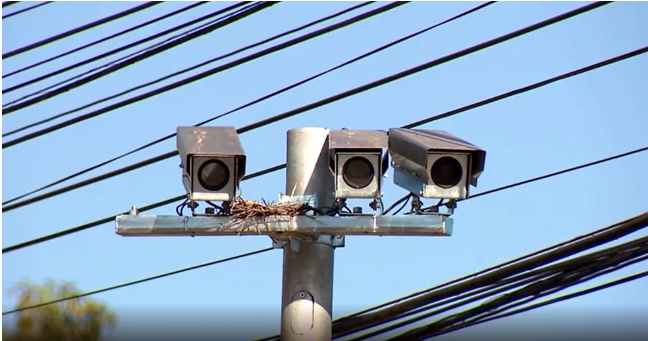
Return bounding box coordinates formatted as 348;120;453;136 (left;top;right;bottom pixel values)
230;197;308;221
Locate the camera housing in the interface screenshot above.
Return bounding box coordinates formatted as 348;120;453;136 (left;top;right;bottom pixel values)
328;129;389;199
176;126;246;202
388;128;485;200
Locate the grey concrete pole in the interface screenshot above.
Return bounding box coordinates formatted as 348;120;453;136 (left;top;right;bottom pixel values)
281;127;336;341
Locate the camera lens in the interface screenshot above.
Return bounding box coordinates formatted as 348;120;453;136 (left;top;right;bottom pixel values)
198;159;230;191
342;156;375;189
430;156;463;189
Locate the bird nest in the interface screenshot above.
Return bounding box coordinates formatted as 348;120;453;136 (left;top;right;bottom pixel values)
230;197;309;221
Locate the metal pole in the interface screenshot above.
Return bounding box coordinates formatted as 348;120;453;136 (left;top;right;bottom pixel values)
281;127;336;341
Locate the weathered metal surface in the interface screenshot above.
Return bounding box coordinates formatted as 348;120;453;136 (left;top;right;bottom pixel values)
115;215;453;237
388;128;486;186
176;126;246;178
328;129;388;150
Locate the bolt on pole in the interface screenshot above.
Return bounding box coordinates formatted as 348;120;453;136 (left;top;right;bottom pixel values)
281;127;336;341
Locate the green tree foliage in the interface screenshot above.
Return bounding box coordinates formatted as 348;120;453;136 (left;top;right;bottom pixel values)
3;280;117;341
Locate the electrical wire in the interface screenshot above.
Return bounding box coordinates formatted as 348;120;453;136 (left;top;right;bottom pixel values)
443;254;648;334
1;1;274;112
2;2;20;9
2;2;159;58
7;55;646;215
331;234;648;341
389;243;648;340
9;1;605;135
1;247;273;315
381;193;412;215
3;2;208;79
4;2;262;106
350;241;648;340
329;212;648;337
328;216;642;329
2;0;377;137
1;1;250;98
392;195;412;216
1;1;50;20
1;1;406;142
2;2;621;209
437;269;648;337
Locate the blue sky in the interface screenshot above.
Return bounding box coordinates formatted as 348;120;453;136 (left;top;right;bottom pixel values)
2;1;647;339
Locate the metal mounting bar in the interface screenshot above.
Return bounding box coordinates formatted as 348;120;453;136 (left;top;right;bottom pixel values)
115;214;453;237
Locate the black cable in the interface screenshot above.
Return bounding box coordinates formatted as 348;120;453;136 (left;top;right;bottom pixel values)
3;2;261;108
348;268;559;340
1;164;286;254
392;195;412;216
445;253;648;334
2;1;19;9
1;1;406;142
350;242;648;340
331;211;648;337
347;239;648;340
1;1;50;20
3;6;260;112
469;148;648;200
1;247;274;315
1;1;250;98
381;193;412;215
2;2;159;58
391;244;648;340
329;216;640;329
3;2;208;79
3;2;622;209
397;246;648;340
439;269;648;337
1;1;274;112
2;0;376;137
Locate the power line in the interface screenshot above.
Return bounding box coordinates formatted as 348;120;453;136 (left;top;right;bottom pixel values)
330;212;648;337
1;1;493;203
2;2;20;9
349;239;648;340
1;1;250;98
1;164;286;254
329;216;641;327
2;2;615;208
5;1;606;135
1;1;406;141
6;42;643;213
1;1;275;111
2;2;160;58
388;242;648;340
3;2;208;79
439;269;648;337
2;0;377;137
1;247;274;315
1;1;51;20
467;147;648;200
